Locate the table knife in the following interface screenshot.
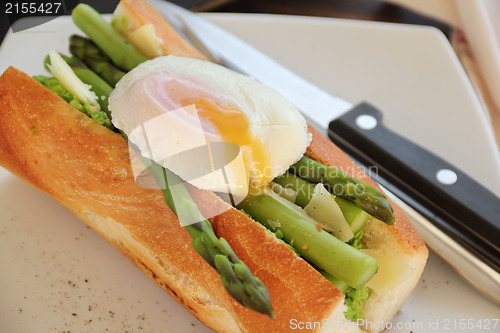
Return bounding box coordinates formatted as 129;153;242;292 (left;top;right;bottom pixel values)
157;1;500;303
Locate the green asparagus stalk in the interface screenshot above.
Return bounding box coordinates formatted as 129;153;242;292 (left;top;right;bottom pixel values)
138;154;274;318
69;35;126;87
274;172;370;233
319;270;350;294
335;197;370;234
273;171;315;207
289;156;395;224
238;190;378;289
71;4;148;71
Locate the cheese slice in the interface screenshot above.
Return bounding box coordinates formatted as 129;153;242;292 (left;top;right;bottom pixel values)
127;23;164;59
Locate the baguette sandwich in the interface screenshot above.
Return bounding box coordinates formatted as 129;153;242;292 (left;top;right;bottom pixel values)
0;1;428;332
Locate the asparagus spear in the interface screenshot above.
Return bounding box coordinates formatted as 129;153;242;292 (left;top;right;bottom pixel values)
274;172;371;233
273;171;315;207
319;270;350;294
72;4;148;71
238;190;378;289
69;35;126;87
141;156;274;318
289;156;395;224
335;197;370;234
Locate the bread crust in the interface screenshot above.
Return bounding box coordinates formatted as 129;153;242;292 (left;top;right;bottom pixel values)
0;66;428;333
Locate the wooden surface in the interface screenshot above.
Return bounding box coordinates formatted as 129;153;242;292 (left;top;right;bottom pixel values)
212;0;451;38
0;0;451;45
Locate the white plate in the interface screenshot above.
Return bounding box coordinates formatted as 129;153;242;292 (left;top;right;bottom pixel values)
0;4;499;333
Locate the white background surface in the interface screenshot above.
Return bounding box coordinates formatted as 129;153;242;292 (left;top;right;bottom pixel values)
0;6;499;333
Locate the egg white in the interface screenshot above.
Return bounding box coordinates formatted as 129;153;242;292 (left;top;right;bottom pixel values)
109;55;311;198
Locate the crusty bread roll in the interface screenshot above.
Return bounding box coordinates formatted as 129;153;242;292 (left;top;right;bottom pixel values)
0;67;427;332
0;1;427;331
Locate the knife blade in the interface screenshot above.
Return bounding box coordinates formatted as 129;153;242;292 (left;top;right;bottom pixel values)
156;1;500;301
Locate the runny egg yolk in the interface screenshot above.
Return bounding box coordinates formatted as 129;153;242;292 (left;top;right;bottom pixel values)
181;97;271;189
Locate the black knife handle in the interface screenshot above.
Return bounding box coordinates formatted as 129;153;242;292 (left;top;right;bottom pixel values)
328;102;500;272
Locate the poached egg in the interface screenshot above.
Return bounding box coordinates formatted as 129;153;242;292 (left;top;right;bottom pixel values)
109;56;310;201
